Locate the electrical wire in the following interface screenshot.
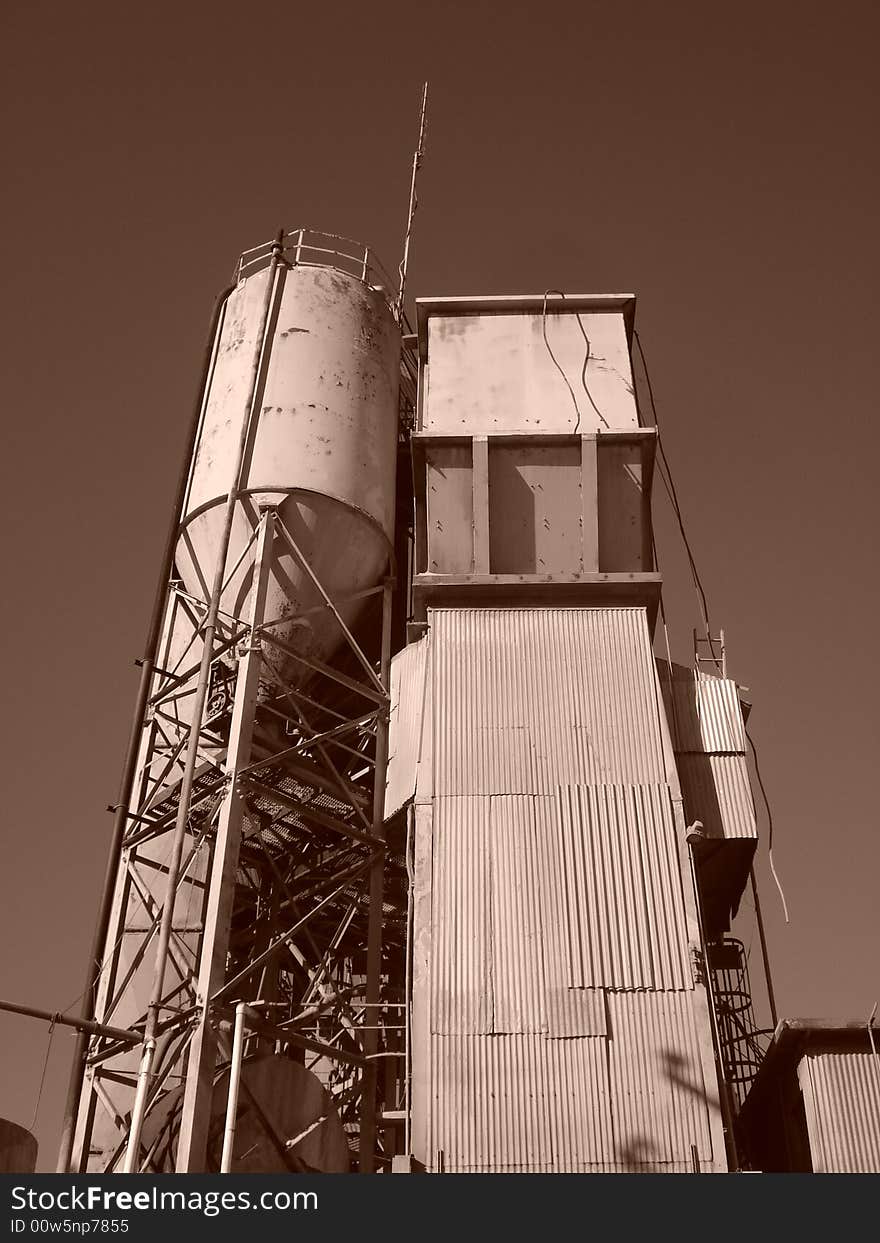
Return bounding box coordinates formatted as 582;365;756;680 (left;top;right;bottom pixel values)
634;328;712;639
30;1016;57;1129
640;327;790;926
745;723;791;924
541;291;609;433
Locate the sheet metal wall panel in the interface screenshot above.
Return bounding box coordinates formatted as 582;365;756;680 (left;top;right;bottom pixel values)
535;793;608;1037
384;637;428;818
431;608;667;795
430;797;492;1034
677;753;757;840
663;672;746;755
428;1034;613;1171
424;310;639;435
557;783;692;991
489;796;547;1034
799;1053;880;1173
607;991;716;1165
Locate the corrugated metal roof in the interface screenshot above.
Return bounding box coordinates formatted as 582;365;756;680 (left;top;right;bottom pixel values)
384;636;428;818
799;1053;880;1172
428;1033;613;1171
661;668;746;754
677;753;757;840
557;783;693;990
607;990;717;1166
431;608;667;794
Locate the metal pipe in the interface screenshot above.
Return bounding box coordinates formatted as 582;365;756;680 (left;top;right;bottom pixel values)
358;578;394;1173
57;278;237;1174
124;233;285;1175
403;803;414;1155
0;998;139;1045
220;1003;247;1173
122;1039;156;1173
749;865;778;1028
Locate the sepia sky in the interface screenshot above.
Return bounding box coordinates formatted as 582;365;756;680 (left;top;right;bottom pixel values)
1;0;877;1170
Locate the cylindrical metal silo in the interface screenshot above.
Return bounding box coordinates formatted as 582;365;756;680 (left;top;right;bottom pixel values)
0;1118;37;1173
176;251;400;682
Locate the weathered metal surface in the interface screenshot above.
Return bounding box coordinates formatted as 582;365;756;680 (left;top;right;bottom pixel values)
421;301;639;434
384;637;428;819
431;607;667;794
798;1053;880;1172
178;262;400;676
557;783;692;990
487;443;583;573
676;753;757;840
606;991;718;1167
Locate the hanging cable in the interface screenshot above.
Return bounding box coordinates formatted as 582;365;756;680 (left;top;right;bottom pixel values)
640;328;789;926
745;723;791;924
541;291;610;433
30;1016;57;1130
634;330;713;641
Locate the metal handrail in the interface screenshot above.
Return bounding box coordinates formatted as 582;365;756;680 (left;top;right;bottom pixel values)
236;227;400;317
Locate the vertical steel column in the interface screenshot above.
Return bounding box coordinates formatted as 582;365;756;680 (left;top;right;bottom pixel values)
57;280;235;1173
175;510;276;1171
122;240;282;1173
358;578;394;1172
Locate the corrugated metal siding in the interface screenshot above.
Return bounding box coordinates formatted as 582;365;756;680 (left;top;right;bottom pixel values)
800;1053;880;1172
414;608;720;1171
677;753;757;840
431;608;666;793
489;796;547;1034
607;991;716;1165
384;637;428;818
662;670;745;754
429;1034;613;1171
558;784;692;990
431;797;492;1034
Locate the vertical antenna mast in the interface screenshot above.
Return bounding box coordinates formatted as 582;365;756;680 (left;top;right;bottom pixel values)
397;81;429;318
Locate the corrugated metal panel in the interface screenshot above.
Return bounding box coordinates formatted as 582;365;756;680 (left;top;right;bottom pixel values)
430;797;492;1034
662;670;746;754
557;783;692;990
677;753;757;840
428;1034;613;1171
431;608;667;794
536;793;608;1037
799;1053;880;1172
607;991;716;1165
489;796;546;1034
384;637;428;818
430;792;609;1038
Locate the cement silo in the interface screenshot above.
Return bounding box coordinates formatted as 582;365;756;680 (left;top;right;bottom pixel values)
61;229;410;1173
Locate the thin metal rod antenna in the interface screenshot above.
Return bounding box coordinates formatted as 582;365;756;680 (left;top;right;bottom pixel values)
396;82;428;319
123;232;285;1174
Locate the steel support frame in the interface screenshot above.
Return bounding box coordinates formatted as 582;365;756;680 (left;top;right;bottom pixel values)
68;498;400;1173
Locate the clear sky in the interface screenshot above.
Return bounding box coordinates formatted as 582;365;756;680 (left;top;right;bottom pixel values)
1;0;877;1170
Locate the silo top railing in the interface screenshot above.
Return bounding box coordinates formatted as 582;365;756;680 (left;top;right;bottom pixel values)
236;228;400;317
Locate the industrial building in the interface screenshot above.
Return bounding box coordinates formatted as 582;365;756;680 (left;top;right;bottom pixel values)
4;226;876;1175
